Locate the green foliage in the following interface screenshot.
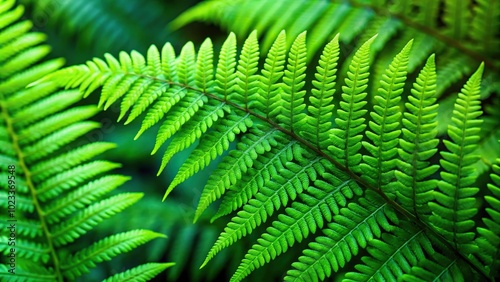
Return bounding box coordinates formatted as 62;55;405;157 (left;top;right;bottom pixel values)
45;11;499;280
172;0;500;96
394;55;439;219
1;0;497;281
476;155;500;277
0;0;170;280
429;64;484;253
102;262;176;282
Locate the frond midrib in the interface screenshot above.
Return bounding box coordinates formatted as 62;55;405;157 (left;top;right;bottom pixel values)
0;93;62;280
133;67;491;279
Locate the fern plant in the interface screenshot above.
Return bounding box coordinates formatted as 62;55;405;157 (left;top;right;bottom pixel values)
172;0;500;160
0;0;172;280
43;7;500;277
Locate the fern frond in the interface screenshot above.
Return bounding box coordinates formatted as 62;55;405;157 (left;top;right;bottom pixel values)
435;51;474;97
469;0;500;55
278;31;307;133
253;30;286;119
360;39;412;196
44;175;131;224
303;33;339;150
0;260;55;280
0;1;169;279
214;32;237;100
476;94;500;173
233;30;260;109
195;38;214;92
443;0;471;40
52;193;142;246
173;0;499;92
306;3;350;58
36;160;121;201
157;99;230;183
174;0;356;58
45;28;497;281
102;262;175;282
0;238;50;263
395;54;439;218
210;135;294;222
328;35;375;171
429;63;484;251
29;142;117;181
476;156;500;275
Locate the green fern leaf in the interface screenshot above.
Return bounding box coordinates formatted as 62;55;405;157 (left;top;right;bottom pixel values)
395;54;439;218
134;44;178;137
329;35;376;171
60;230;166;279
44;25;498;281
210;135;294;222
476;155;500;275
152;91;207;154
429;63;484;251
436;51;474;97
17;105;98;144
278;31;307;133
36;160;122;202
214;32;237;100
469;0;500;55
51;193;143;246
157;99;228;182
195;38;214;92
195;125;281;220
0;1;170;279
443;0;471;40
0;260;55;281
233;30;259;109
303;34;339;150
344;222;435;282
230;164;362;282
29;142;117;181
253;30;286;119
306;3;350;58
0;238;50;263
202;150;321;268
285;191;396;281
44;175;131;224
360;39;412;196
102;262;175;282
167;113;252;194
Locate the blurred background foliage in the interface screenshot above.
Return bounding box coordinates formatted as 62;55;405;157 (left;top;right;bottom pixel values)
15;0;270;281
